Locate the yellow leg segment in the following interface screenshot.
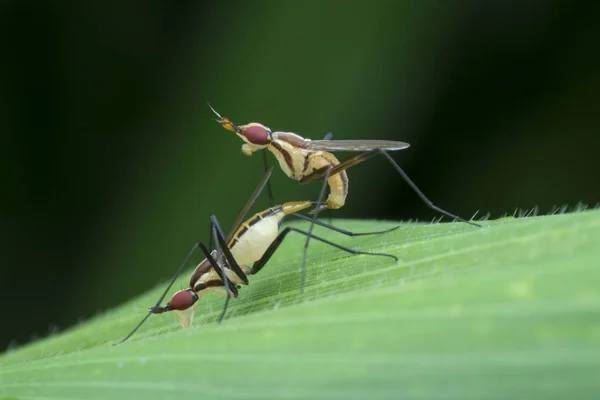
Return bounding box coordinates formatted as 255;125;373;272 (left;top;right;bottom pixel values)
281;201;313;214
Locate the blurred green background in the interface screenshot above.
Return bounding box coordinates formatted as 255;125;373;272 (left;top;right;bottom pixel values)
1;1;599;349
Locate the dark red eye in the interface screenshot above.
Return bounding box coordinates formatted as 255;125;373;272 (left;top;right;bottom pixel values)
243;125;270;145
169;290;197;311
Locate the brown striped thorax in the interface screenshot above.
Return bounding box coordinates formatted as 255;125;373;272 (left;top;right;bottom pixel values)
207;106;477;240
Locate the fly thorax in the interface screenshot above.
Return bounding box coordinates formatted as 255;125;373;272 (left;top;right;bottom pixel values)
269;138;310;180
267;146;294;178
272;131;308;148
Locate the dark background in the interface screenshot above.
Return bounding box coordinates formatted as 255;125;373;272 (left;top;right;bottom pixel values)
1;1;599;350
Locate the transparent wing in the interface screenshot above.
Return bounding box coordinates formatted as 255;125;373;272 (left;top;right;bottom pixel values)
307;139;410;152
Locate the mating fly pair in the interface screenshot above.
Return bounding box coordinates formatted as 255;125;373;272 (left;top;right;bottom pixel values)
117;168;399;343
209;105;481;290
118;107;480;343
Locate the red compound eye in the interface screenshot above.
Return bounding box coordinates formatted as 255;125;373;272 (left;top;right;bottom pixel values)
169;290;197;311
243;125;270;145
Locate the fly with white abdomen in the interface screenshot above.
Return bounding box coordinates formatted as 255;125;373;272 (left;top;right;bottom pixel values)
116;168;398;344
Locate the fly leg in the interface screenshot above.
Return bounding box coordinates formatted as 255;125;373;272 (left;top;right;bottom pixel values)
300;165;332;294
300;149;481;227
196;243;238;297
227;167;274;243
322;132;333;224
247;227;397;277
289;212;400;237
197;240;239;324
210;216;248;284
116;241;213;345
263;151;276;207
210;215;250;323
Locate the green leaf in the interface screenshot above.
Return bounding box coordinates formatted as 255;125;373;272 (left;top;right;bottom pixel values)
2;210;600;399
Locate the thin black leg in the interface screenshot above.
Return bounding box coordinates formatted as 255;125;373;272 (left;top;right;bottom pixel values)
197;242;238;298
297;149;480;227
115;311;153;346
300;165;332;294
378;150;481;227
116;241;204;345
263;151;275;207
290;212;401;237
227;167;274;242
211;225;233;324
211;215;249;284
208;223;214;255
248;226;397;276
298;149;380;184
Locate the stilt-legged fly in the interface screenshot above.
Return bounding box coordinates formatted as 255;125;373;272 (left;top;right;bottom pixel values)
208;105;481;292
116;168;398;344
